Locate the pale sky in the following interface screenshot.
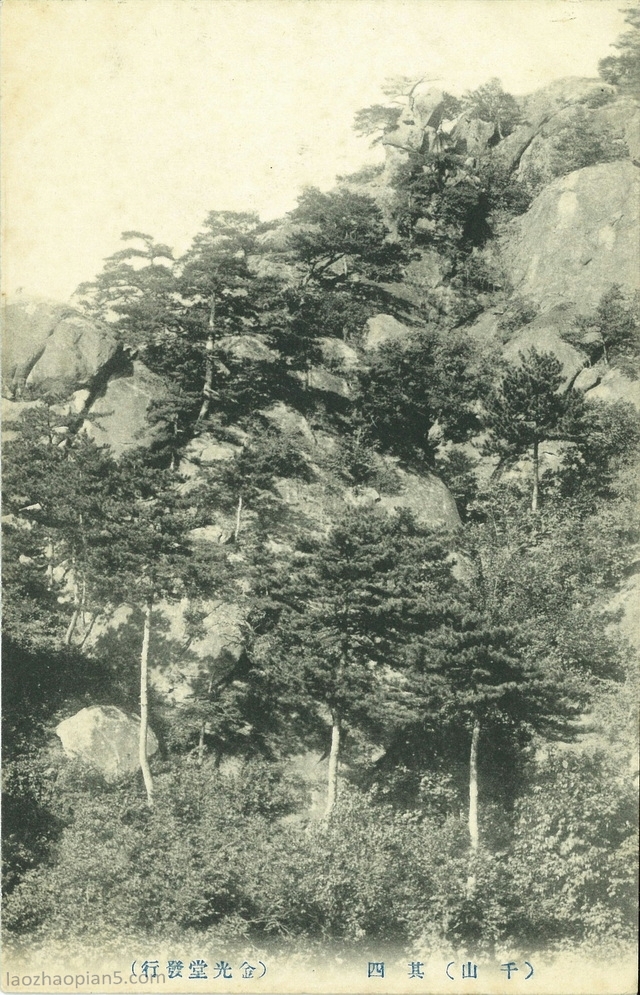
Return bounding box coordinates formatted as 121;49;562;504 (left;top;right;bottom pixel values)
1;0;629;303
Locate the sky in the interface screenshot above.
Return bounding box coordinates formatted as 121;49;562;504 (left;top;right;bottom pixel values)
1;0;629;303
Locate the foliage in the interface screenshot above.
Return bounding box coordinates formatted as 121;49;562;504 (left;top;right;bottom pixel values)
508;749;638;944
288;187;405;285
249;509;456;752
461;78;521;140
74;231;178;349
355;328;491;464
556;400;640;501
572;284;640;374
352;104;402;144
483;349;587;509
599;5;640;95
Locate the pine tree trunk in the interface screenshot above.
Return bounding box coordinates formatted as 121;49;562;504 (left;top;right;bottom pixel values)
234;495;243;542
197;676;213;766
531;438;540;513
325;715;341;817
64;608;79;646
466;717;480;897
139;600;154;808
196;294;216;425
45;538;54;590
198;721;206;767
64;552;79;645
469;717;480;850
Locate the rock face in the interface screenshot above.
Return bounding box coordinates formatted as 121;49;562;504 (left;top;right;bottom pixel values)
502;161;640;311
55;705;158;780
377;466;460;529
25;315;119;396
504;308;588;384
516;100;633;191
2;297;71;394
2;297;119;398
363;314;412;351
494;77;617;174
584;367;640;411
152;600;245;704
82;362;169;457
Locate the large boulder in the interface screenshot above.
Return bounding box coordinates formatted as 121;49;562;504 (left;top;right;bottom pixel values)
503;306;588;385
502;161;640;311
217;333;279;363
261;402;316;444
55;705;158;780
411;86;447;131
82;361;169;457
268;445;462;535
2;297;71;394
2;296;119;398
25;314;119;396
382;87;446;158
295;367;350;398
452;112;496;155
363;314;412;352
377;465;461;530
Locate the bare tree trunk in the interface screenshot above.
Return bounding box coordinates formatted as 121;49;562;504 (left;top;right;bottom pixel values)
469;718;480;850
466;717;480;897
196;294;216;425
198;722;206;767
78;611;97;651
45;538;54;590
64;608;79;646
64;553;80;645
325;715;341;817
234;495;243;542
139;600;154;808
531;438;540;514
198;676;214;766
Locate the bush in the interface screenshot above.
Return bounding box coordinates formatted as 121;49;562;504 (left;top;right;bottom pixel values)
507;749;638;946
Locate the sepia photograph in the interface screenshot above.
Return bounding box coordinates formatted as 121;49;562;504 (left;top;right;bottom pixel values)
1;2;639;992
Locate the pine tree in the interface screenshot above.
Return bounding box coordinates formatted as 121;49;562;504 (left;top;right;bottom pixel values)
599;6;640;96
178;211;263;425
250;509;456;815
355;328;490;464
461;78;521;140
82;454;223;807
75;231;179;349
483;348;586;512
